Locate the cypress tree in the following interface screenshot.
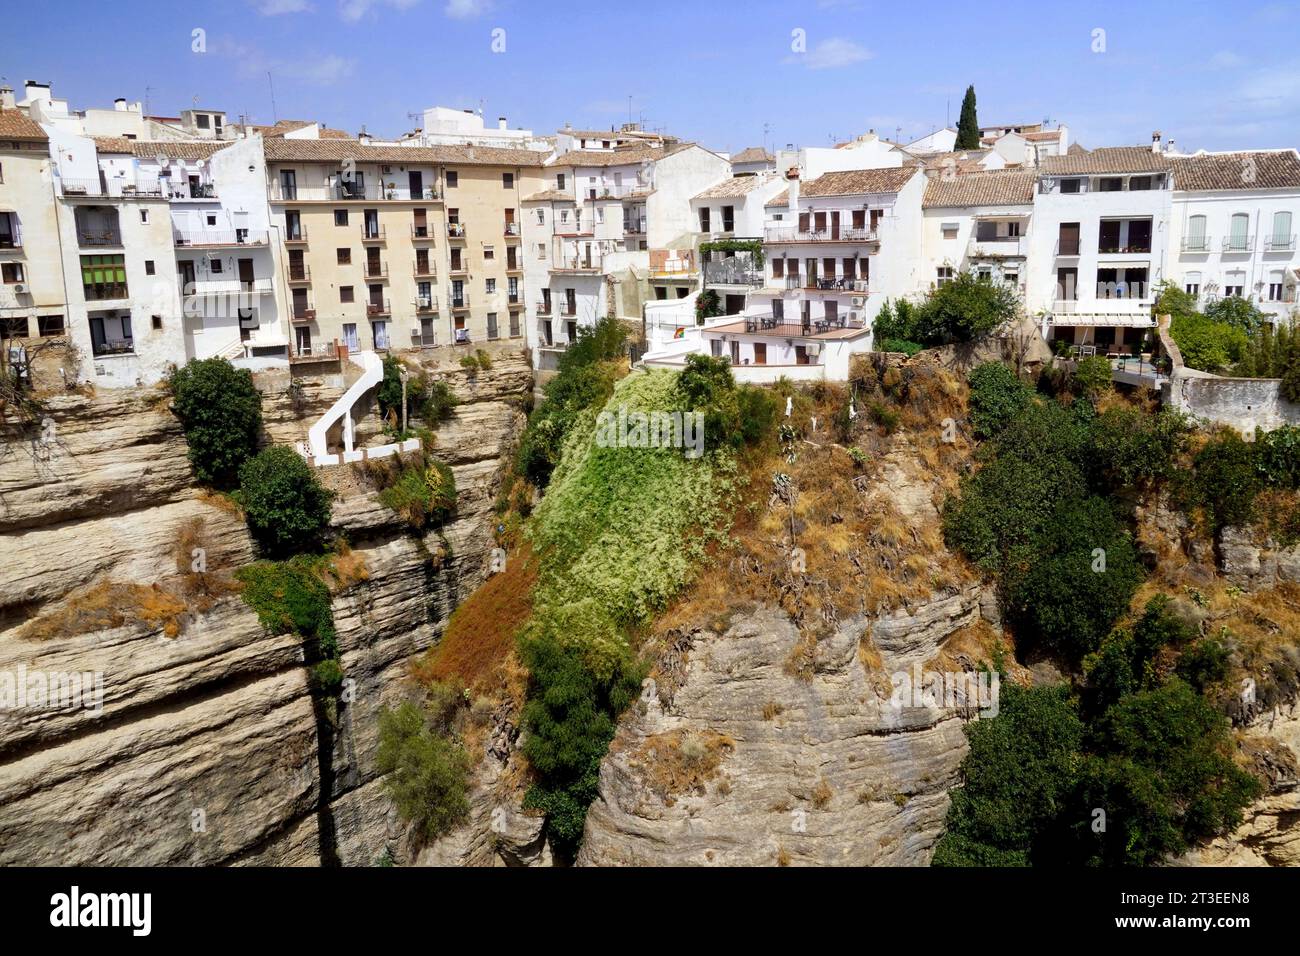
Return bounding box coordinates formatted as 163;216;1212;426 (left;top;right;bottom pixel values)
955;85;980;150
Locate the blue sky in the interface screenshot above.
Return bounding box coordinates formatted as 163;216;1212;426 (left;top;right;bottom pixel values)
2;0;1297;155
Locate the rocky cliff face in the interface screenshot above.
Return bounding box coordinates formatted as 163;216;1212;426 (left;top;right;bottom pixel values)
575;586;996;866
0;355;530;866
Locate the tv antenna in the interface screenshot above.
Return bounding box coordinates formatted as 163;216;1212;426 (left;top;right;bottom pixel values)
267;71;279;124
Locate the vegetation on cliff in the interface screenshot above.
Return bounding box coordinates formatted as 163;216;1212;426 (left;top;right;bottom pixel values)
168;357;263;489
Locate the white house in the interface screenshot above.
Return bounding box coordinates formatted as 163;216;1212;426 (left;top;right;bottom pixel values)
694;173;788;314
1167;150;1300;321
922;169;1037;294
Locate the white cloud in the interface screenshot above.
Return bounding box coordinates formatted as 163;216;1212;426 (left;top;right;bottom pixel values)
338;0;420;22
256;0;313;14
215;37;356;85
792;38;874;71
1208;50;1245;69
444;0;493;18
1236;66;1300;113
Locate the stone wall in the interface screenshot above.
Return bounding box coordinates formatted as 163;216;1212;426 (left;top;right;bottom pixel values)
1166;372;1300;433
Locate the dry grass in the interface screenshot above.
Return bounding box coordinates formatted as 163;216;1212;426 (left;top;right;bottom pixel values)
761;701;784;721
412;539;539;695
19;581;192;640
811;777;833;809
776;845;792;867
633;729;735;799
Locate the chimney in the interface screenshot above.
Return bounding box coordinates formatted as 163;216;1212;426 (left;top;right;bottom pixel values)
114;97;127;111
785;167;800;210
1151;130;1162;153
0;87;14;110
24;80;51;104
498;116;507;130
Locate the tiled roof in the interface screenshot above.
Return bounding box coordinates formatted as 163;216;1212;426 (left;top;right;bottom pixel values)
522;188;575;202
1022;130;1063;142
261;137;548;166
732;146;774;164
800;166;918;197
922;169;1037;207
1041;146;1171;175
1171;150;1300;192
549;141;691;168
693;176;771;200
94;138;227;161
766;187;790;207
0;107;48;142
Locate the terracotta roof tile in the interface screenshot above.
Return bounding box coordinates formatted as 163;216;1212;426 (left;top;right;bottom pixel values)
0;108;48;142
693;176;771;200
1171;150;1300;191
549;141;691;168
1041;146;1171;175
732;146;774;164
94;138;227;161
261;137;547;166
766;187;790;207
800;167;918;197
922;169;1037;207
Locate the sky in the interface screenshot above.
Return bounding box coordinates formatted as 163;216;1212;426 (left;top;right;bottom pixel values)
2;0;1298;155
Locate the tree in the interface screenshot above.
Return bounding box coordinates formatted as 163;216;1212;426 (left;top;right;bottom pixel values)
376;699;471;841
913;270;1019;345
1205;295;1266;336
954;85;980;150
967;361;1033;439
237;445;334;556
169;358;263;489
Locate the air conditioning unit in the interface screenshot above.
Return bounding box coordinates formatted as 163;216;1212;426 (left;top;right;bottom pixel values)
381;165;392;174
851;296;866;307
410;325;422;337
806;342;822;357
12;283;28;294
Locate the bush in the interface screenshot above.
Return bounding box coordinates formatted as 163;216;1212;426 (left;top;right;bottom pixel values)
1171;313;1249;373
1255;425;1300;489
912;271;1020;345
169;358;263;488
1087;406;1189;490
880;338;924;356
376;699;471;841
967;362;1032;439
1192;432;1260;533
236;554;337;660
1073;355;1113;398
1205;295;1266;336
377;458;457;529
422;378;459;423
237;445;334;556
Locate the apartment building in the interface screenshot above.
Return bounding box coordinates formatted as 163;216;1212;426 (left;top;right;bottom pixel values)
522;140;730;364
921;170;1037;293
262;134;544;361
0;108;66;359
694;173;787;313
1026;145;1173;351
1167;150;1300;321
94;136;286;364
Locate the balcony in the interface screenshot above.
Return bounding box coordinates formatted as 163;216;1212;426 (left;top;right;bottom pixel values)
448;260;469;276
166;181;217;201
290;340;339;363
414;332;439;348
553;221;593;237
174;229;270;248
411;224;435;241
507;293;521;306
1097;242;1152;255
268;182;442;202
536;300;553;315
413;261;437;279
366;299;391;316
504;221;521;237
447;222;467;240
291;306;316;323
187;278;275;296
284;229;309;245
704;260;763;287
1055;239;1082;256
83;283;130;303
968;236;1027;258
764;224;878;243
505;258;523;273
585;182;646;199
416;295;439;312
559;302;579;317
1180;235;1212;253
287;265;312;283
1222;234;1255;253
783;275;868;293
363;261;389;279
77;230;123;249
1265;234;1297;252
451;294;471;311
623;217;647;235
60;177;163;199
91;336;135;357
361;225;386;243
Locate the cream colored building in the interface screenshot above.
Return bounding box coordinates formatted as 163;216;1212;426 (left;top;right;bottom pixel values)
261;134;544;363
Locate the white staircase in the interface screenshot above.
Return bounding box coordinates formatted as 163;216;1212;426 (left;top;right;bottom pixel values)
303;350;421;467
217;337;247;361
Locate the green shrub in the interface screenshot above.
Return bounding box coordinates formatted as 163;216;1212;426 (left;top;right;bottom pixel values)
867;400;900;434
880;337;924;356
422;378;459;423
237;446;334;557
377;458;456;529
236;554;337;661
169;357;263;489
1171;313;1249;373
967;362;1032;439
1083;595;1196;716
376;699;471;841
1192;432;1260;533
1073;355;1113;398
912;270;1020;345
1205;295;1266;336
1255;425;1300;489
1087;406;1189;490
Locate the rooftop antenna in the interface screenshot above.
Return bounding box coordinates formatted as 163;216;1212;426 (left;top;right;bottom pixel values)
763;121;771;156
144;85;153;117
267;71;279;124
628;95;633;124
896;125;902;143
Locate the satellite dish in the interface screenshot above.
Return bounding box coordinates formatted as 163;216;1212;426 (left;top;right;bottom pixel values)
196;159;206;168
156;155;169;168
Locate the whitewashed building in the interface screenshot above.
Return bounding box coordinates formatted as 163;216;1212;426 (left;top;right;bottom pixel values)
1167;150;1300;321
921;170;1037;293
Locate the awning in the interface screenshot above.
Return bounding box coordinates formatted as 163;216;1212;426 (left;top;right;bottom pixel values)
1048;315;1155;328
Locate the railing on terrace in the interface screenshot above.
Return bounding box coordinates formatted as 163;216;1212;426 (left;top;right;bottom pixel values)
289;340;339;362
451;294;471;310
361;225;387;242
287;265;312;282
60;178;163;198
269;182;443;202
1223;234;1255;253
968;236;1027;257
363;261;388;278
764;224;878;243
623;217;647;234
447;222;467;239
1181;235;1212;253
1266;234;1297;252
77;230;123;248
366;300;391;316
411;224;435;240
174;229;270;247
167;182;217;200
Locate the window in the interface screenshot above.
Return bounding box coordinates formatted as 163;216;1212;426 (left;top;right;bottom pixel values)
337;248;351;265
487;313;499;339
1227;213;1250;252
446;171;458;188
206;213;218;227
503;172;514;189
1007;221;1021;237
210;258;223;274
484;246;495;261
536;209;545;225
145;260;156;276
1185;215;1208;251
38;315;65;337
196;114;210;130
151;315;163;330
485;278;496;293
1268;271;1284;302
941;223;958;240
0;317;28;338
1225;271;1245;297
772;258;784;279
334;209;349;227
1184;272;1201;297
936;266;954;287
1271;211;1294;250
557;173;566;190
140;209;149;224
509;312;520;337
699;208;710;232
1059;178;1081;194
340;286;354;303
2;262;24;283
1129;176;1153;191
1098;177;1123;192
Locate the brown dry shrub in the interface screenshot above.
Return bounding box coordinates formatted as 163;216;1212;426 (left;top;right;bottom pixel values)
635;729;735;798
